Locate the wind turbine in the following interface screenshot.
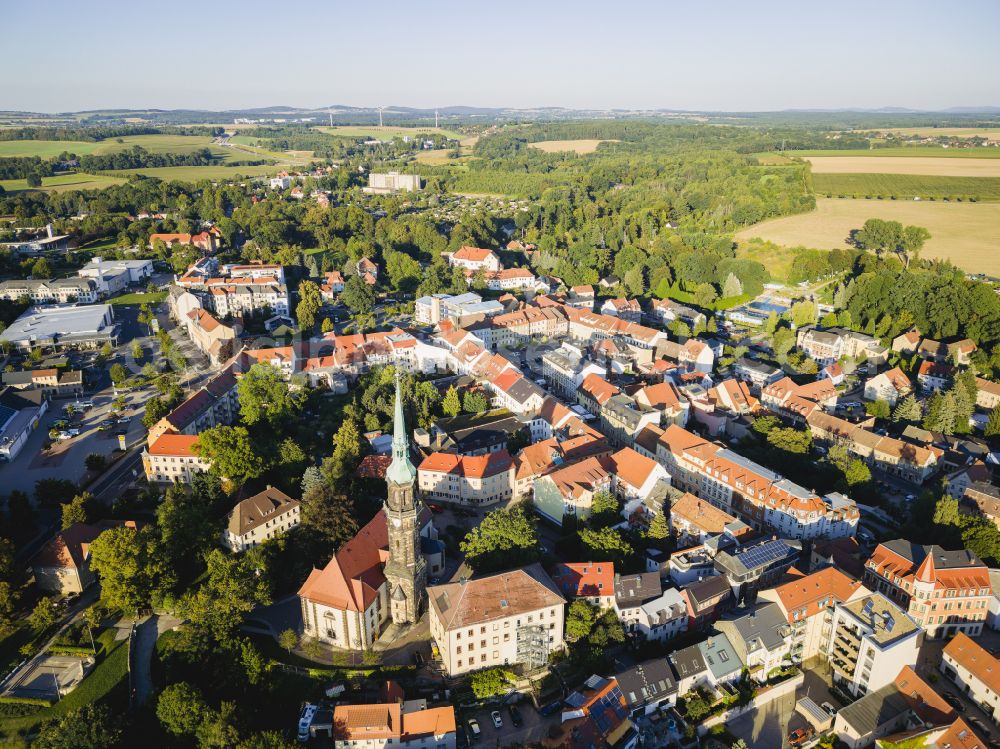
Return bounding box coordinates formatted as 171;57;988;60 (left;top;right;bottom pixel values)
377;106;384;128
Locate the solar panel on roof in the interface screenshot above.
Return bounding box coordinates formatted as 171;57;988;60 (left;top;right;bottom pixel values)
884;614;895;632
862;599;874;616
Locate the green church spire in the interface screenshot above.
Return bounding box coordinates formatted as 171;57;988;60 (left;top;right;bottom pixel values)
386;369;417;486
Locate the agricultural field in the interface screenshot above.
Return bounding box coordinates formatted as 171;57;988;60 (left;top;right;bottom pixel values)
856;127;1000;142
735;198;1000;276
813;173;1000;201
107;163;280;181
0;172;127;193
415;148;458;165
529;139;612;154
0;139;105;157
316;125;465;140
790;147;1000;159
804;156;1000;177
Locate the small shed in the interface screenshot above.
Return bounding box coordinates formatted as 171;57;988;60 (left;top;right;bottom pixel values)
795;696;833;733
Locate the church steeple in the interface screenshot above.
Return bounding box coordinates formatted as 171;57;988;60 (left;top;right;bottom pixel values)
386;370;417;487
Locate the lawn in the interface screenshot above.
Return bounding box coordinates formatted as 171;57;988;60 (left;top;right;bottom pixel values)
108;291;166;306
734;197;1000;276
316;125;465;140
789;147;1000;159
529;139;614;154
0;629;127;738
803;156;1000;177
813;173;1000;201
0;173;127;193
736;241;802;284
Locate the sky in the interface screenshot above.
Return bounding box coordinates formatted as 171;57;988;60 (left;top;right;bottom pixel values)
3;0;999;113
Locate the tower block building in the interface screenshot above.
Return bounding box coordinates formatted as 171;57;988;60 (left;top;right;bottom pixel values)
383;373;428;625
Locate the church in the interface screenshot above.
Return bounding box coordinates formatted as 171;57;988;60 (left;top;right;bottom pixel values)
298;375;442;651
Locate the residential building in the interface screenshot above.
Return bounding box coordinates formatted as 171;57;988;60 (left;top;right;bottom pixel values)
549;562;616;609
797;326;886;366
319;271;344;301
648;298;706;330
471;267;537;292
541;344;606;400
577;373;620;416
1;368;83;399
761;376;838;423
634;382;689;427
669;492;738;544
733;357;783;391
447;246;502;273
363;172;423;194
614;571;663;633
656;424;859;539
713;537;803;603
828;593;923;697
486;370;546;415
892;329;923;355
0;304;119;351
601;298;643;322
142;433;210;483
975;377;1000;410
416;450;514;507
331;703;456;749
29;520;137;595
149;230;219;252
0;387;48;460
863;367;913;407
917;360;955;393
558;676;637;749
669;633;743;694
960;482;1000;528
148;362;240;442
428;563;565;676
716;603;793;683
223;486;301;552
759;566;866;661
185;308;237;365
863;540;990;638
636;587;688;643
0;278;99;305
532;455;613;525
807;410;940;485
414;292;503;325
940;632;1000;723
615;659;678;718
600;393;660;448
680;575;734;630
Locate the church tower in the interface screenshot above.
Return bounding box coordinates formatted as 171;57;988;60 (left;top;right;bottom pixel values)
383;371;427;626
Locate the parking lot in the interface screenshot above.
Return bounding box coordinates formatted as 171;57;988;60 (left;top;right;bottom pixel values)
458;700;560;748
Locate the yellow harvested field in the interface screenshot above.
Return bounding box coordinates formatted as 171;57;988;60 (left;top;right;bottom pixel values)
529;139;612;154
859;127;1000;142
735;198;1000;276
415;148;456;165
805;156;1000;177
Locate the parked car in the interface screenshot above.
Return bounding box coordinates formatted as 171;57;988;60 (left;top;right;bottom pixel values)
788;727;815;746
426;503;444;513
508;704;523;727
820;702;836;716
467;719;481;741
413;652;424;667
490;711;502;729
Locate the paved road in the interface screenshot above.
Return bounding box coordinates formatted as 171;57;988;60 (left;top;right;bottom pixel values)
132;614;182;707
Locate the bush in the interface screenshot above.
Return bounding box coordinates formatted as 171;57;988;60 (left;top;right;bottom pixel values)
0;695;54;707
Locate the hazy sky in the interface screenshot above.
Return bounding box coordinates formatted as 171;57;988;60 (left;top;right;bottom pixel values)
4;0;999;112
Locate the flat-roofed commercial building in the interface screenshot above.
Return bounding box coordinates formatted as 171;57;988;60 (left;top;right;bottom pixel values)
0;304;119;351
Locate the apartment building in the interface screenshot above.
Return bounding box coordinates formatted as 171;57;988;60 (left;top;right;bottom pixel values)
656;424;859;539
863;540;991;639
600;394;661;448
716;603;794;683
414;292;503;325
975;377;1000;410
828;593;922;698
601;298;643;322
797;326;886;366
669;492;738;544
148;362;240;442
363;171;423;194
185;308;237;365
613;571;663;634
416;450;515;507
917;360;955;393
549;562;616;609
541;343;606;400
446;246;502;272
669;633;743;694
806;410;940;485
648;298;706;330
759;566;866;661
487;370;546;415
428;564;566;676
713;537;803;603
635;587;688;643
1;368;83;399
142;433;210;484
332;703;455;749
941;632;1000;723
0;278;99;305
223;486;301;552
29;520;137;595
634;382;689;427
761;376;838;424
532;456;614;525
863;367;913;407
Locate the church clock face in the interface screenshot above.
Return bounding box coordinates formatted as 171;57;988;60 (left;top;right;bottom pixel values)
391;517;401;528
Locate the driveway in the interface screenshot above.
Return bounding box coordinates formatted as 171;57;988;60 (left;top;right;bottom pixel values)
726;669;839;749
132;614;182;707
